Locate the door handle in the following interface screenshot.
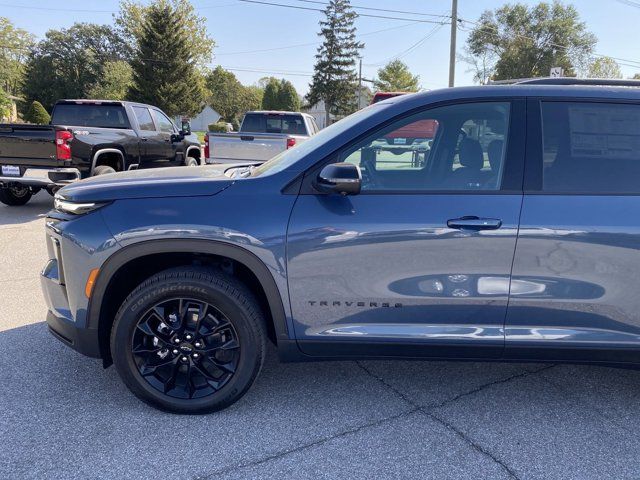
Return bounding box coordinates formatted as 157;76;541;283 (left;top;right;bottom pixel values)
447;216;502;230
140;137;148;142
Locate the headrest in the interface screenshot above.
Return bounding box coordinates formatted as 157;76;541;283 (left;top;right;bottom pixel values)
458;138;484;170
487;140;504;171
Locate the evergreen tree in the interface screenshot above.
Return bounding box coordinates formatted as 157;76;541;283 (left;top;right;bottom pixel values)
306;0;363;125
374;60;420;92
277;79;300;111
128;0;205;117
24;100;50;124
262;78;281;110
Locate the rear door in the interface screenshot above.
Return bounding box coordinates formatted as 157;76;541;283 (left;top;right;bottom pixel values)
286;99;526;358
506;98;640;363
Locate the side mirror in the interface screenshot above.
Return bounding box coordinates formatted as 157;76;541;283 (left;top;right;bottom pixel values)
315;162;361;195
180;120;191;136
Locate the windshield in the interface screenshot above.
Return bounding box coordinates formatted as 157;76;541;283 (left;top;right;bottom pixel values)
251;103;387;177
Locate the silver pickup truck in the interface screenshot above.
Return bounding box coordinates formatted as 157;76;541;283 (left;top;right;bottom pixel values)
205;111;319;164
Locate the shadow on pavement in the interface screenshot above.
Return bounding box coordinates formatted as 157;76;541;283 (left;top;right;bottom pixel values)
0;190;52;226
2;320;640;479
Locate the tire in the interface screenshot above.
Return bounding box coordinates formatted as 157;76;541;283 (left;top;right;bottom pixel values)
185;156;199;167
93;165;116;176
0;185;32;206
110;267;266;414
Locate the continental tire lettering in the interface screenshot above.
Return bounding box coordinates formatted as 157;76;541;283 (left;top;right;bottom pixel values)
131;285;207;312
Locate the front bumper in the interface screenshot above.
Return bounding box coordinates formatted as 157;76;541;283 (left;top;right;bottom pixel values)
46;311;101;358
41;258;101;358
0;167;81;188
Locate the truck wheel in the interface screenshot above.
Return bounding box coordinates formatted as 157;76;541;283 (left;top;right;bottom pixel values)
93;165;116;176
0;185;33;206
185;157;199;167
110;267;266;414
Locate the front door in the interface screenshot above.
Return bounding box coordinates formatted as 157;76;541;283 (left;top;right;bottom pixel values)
506;99;640;364
287;100;526;358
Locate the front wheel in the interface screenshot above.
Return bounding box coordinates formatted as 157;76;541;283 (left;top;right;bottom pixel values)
110;267;266;414
0;185;33;206
185;156;199;167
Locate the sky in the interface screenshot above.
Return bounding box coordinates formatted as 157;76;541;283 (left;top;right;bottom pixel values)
2;0;639;95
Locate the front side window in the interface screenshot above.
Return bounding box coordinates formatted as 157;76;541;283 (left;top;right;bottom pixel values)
338;102;510;192
133;107;155;131
542;102;640;193
154;110;176;134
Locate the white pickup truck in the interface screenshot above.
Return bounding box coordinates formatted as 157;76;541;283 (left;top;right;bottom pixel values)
204;111;319;164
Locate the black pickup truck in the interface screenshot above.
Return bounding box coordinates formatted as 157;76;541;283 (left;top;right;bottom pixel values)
0;99;201;206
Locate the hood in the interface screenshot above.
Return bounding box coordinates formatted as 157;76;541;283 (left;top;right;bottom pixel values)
59;164;237;202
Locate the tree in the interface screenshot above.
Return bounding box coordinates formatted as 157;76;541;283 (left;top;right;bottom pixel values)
262;78;281;110
22;23;128;111
87;61;133;100
128;0;205;117
374;60;420;92
206;66;245;122
466;2;596;82
0;88;12;121
277;79;301;111
0;17;34;97
634;74;640;80
24;100;50;124
114;0;214;68
306;0;363;125
587;57;622;79
239;85;263;113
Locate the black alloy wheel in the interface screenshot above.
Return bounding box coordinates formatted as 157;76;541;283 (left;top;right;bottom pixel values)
131;297;240;399
111;267;266;414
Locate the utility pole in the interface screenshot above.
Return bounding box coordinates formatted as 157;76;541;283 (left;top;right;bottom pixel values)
357;57;363;109
448;0;458;87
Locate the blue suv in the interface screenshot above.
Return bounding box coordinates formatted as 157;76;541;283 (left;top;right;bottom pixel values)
42;79;640;413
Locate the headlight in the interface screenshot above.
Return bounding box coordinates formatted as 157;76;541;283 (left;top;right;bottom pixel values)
54;195;107;215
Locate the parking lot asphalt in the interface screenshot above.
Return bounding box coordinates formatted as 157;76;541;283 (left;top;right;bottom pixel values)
2;191;640;480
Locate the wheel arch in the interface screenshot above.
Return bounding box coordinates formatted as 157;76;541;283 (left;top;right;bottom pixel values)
88;239;290;365
185;145;201;160
91;147;126;174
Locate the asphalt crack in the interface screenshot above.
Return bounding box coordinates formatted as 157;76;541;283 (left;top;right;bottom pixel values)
427;410;521;480
193;406;420;479
355;361;556;480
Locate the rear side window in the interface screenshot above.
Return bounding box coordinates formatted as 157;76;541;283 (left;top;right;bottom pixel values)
541;102;640;193
52;104;130;129
133;107;155;131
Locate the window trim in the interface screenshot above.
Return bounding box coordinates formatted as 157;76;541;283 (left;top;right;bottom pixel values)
299;97;526;195
524;97;640;196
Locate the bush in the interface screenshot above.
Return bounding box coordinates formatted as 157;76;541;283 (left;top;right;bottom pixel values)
25;101;51;124
208;121;229;133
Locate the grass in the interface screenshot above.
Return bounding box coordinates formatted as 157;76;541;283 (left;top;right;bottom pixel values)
194;131;206;143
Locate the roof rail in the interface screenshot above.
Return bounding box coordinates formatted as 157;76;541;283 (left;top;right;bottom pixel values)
498;77;640;87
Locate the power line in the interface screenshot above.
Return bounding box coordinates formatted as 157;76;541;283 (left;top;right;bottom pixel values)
364;22;446;67
616;0;640;8
290;0;451;19
236;0;448;24
215;20;424;55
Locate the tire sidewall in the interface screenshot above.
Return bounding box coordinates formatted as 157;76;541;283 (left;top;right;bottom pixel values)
185;156;199;167
0;186;32;206
111;276;263;413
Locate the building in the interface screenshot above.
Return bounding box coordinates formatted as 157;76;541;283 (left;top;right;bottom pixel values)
175;105;220;132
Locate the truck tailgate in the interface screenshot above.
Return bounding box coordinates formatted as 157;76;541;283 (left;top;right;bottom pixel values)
209;133;288;162
0;124;59;167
